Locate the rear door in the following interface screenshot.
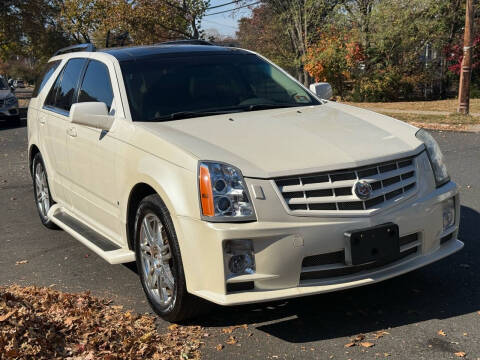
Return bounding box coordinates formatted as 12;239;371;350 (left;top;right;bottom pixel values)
41;58;87;205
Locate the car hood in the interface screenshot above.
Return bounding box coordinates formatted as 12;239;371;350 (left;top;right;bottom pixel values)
0;90;13;99
138;102;424;178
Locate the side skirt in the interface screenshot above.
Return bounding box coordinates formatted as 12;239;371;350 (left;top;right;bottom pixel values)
48;204;135;264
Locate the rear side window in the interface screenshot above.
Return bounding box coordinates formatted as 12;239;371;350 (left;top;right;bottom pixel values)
32;60;61;98
45;58;86;112
78;60;113;110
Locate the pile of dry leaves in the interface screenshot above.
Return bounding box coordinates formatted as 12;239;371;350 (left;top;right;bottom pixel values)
0;285;203;359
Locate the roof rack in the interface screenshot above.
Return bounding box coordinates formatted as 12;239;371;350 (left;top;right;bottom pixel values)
54;43;96;56
158;39;213;46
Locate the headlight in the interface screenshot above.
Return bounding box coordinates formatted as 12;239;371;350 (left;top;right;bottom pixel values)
4;95;17;106
416;129;450;187
198;161;256;221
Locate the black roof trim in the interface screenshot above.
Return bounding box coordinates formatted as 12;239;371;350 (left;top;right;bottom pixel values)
54;43;96;56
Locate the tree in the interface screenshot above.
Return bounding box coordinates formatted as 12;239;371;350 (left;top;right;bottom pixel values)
305;29;364;98
237;4;296;74
261;0;342;85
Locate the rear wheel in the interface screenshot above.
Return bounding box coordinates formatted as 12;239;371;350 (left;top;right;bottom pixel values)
134;194;210;322
32;153;57;229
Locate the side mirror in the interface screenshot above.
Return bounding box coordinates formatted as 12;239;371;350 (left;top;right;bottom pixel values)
309;82;333;100
70;102;114;130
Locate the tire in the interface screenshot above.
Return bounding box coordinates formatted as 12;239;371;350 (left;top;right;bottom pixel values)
32;153;58;229
134;194;211;322
6;115;21;126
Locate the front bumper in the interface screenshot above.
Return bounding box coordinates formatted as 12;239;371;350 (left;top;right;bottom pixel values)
178;177;462;306
0;102;19;119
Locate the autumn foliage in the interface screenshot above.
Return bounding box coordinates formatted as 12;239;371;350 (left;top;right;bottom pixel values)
305;30;364;97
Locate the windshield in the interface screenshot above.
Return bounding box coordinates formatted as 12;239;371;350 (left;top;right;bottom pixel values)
0;78;8;90
120;53;320;122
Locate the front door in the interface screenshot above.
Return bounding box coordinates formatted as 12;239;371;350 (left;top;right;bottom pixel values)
65;59;122;242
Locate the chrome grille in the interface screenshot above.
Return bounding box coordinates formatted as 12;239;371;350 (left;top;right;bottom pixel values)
274;155;418;213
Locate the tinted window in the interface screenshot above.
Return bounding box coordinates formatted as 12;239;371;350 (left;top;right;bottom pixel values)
44;66;64;108
78;60;113;110
120;54;320;122
55;58;86;112
32;61;61;98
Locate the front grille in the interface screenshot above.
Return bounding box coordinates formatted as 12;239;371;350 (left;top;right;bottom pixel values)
275;154;419;213
0;99;4;107
300;233;420;281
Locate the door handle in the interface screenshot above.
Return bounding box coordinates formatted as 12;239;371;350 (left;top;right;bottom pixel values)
67;126;77;137
39;115;46;125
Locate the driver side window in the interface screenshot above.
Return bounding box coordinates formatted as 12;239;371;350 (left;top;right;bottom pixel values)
77;60;114;111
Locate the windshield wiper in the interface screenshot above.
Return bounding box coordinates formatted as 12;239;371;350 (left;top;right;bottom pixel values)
148;104;301;122
244;104;299;111
149;110;233;122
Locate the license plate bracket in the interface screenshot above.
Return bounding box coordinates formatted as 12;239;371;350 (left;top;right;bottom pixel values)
345;223;400;265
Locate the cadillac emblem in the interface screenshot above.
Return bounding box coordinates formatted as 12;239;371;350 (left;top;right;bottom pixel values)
353;180;373;200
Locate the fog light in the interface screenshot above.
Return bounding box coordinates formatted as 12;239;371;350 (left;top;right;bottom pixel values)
225;240;255;276
443;198;455;231
228;254;254;274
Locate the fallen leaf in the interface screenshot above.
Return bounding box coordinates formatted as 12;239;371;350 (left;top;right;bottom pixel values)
0;285;205;359
226;335;237;345
353;334;365;342
0;310;15;322
454;352;466;357
360;342;375;348
15;260;28;265
438;330;446;336
384;353;391;357
344;342;355;348
374;330;390;339
64;316;76;326
168;324;178;331
139;331;154;342
216;344;224;351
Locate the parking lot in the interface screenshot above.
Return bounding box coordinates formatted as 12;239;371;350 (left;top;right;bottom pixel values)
1;120;479;359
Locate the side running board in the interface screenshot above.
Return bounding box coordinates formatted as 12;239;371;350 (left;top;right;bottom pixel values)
48;205;135;264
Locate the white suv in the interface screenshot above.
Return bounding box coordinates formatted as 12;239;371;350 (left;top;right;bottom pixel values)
27;41;462;321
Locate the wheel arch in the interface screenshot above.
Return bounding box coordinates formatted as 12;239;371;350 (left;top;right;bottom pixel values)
125;182;158;251
28;144;41;176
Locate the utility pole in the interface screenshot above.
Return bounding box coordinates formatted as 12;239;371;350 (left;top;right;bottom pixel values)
458;0;474;115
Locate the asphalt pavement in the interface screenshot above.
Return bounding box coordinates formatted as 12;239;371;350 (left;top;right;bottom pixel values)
0;119;479;359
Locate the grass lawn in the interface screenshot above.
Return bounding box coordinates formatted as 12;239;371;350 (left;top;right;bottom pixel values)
379;112;479;125
346;98;480;114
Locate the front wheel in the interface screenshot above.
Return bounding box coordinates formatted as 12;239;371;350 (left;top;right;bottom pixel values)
6;115;21;126
134;194;210;322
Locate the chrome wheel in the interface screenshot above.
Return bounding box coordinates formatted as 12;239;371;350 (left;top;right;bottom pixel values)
34;161;50;218
139;213;175;307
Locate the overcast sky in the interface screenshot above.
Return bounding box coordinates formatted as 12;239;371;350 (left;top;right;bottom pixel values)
201;0;255;37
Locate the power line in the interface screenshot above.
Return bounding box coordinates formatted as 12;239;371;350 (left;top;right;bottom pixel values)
207;0;241;10
204;1;261;16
